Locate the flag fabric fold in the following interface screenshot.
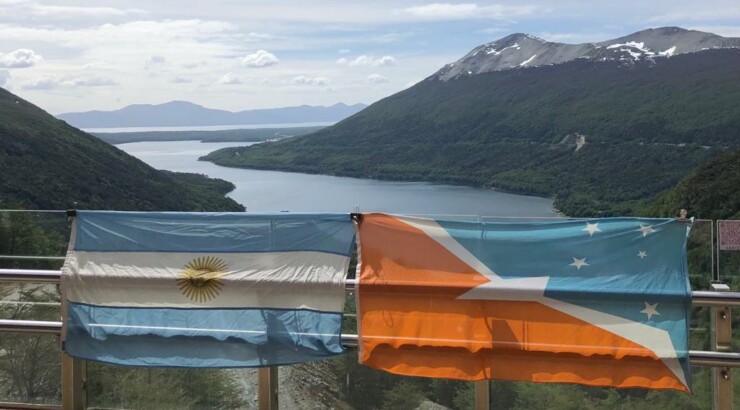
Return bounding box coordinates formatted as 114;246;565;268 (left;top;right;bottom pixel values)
356;213;692;392
62;211;356;368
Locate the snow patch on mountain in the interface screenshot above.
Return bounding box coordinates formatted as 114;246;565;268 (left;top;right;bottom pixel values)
520;54;537;66
659;46;677;56
485;43;520;56
607;41;648;51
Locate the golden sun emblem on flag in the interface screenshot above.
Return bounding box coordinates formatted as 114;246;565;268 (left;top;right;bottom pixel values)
176;256;228;303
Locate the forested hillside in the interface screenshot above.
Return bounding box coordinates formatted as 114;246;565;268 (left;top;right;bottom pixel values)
645;149;740;220
205;49;740;216
0;87;243;211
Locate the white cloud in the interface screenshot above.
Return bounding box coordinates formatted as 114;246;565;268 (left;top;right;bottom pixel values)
146;55;166;65
22;75;57;90
291;75;331;85
247;32;276;41
68;76;117;87
183;61;207;69
0;1;146;21
0;48;42;68
367;73;389;83
0;20;242;52
22;74;116;90
172;75;192;83
402;3;539;21
243;50;279;68
347;55;373;66
0;69;9;87
83;61;113;70
338;55;396;67
217;72;242;84
374;55;396;66
27;4;145;18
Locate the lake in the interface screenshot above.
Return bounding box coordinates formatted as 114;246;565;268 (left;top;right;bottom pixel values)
118;140;559;217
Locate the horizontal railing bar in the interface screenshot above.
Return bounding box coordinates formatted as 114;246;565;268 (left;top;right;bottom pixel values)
0;209;715;223
0;301;61;306
0;209;68;213
689;351;740;367
0;255;66;261
0;269;65;283
4;271;740;307
343;334;359;348
0;401;61;410
0;319;62;334
2;320;740;367
691;291;740;307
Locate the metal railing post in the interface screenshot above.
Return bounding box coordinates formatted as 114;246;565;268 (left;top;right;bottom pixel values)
61;353;85;410
710;283;732;410
474;381;490;410
258;367;278;410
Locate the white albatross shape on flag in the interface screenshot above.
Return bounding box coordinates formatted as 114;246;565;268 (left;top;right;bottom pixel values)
62;211;356;368
356;213;692;391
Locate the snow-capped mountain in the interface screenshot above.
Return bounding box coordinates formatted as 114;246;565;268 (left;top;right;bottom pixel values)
434;27;740;81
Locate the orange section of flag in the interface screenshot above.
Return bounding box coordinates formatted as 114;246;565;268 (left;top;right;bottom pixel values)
356;213;687;391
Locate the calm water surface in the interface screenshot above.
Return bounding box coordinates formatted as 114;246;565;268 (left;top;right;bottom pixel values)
118;140;559;217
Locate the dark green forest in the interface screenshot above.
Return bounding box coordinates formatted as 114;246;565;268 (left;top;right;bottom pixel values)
646;149;740;220
204;49;740;217
0;87;243;211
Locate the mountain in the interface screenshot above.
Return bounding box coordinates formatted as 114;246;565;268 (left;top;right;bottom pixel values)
434;26;740;80
57;101;367;128
645;149;740;220
202;27;740;217
0;87;244;211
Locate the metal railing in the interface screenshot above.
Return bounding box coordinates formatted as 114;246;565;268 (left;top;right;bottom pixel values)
0;268;738;409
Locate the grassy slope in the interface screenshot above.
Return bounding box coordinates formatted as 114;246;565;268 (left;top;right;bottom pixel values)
0;88;244;211
204;50;740;216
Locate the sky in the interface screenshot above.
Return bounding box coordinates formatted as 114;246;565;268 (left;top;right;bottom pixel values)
1;0;739;114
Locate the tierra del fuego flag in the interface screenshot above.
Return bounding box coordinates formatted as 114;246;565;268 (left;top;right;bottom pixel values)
62;211;356;367
356;213;692;392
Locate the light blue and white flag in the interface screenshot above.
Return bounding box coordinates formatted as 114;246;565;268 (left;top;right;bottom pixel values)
62;211;356;367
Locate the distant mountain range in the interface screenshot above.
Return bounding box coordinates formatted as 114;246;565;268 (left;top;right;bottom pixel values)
57;101;367;128
203;27;740;217
434;26;740;80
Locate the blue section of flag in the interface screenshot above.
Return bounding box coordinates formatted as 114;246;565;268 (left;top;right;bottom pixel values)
65;302;344;367
74;211;355;256
436;217;692;383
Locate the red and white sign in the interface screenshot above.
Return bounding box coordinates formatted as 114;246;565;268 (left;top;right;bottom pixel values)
719;220;740;251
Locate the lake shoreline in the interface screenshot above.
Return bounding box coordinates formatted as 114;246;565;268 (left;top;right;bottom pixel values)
118;140;559;217
197;154;566;217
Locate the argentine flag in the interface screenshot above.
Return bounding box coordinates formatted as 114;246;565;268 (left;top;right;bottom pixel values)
62;211;356;368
